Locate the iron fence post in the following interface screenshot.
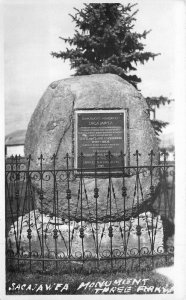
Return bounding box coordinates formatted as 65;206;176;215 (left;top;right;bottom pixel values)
52;153;58;270
94;151;99;268
106;151;113;269
65;153;72;261
26;155;32;271
38;153;45;271
79;152;85;262
134;150;141;269
149;150;155;267
120;151;127;269
15;155;20;270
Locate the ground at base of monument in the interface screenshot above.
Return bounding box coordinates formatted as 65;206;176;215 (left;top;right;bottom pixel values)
6;267;174;295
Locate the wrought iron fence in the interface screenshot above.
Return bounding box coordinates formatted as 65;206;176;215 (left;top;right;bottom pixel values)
5;150;175;273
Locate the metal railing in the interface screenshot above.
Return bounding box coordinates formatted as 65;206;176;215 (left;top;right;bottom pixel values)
5;150;175;273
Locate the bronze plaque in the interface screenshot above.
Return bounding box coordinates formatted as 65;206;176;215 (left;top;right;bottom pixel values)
75;110;127;169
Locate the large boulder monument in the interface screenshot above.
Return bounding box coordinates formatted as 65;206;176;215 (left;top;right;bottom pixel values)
25;73;159;222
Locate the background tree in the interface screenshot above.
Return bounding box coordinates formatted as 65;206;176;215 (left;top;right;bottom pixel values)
51;3;173;137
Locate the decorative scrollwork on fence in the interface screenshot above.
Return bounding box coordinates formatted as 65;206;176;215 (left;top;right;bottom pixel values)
5;151;175;273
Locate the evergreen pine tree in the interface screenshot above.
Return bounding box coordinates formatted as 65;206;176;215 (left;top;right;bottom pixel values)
146;96;174;136
51;3;172;136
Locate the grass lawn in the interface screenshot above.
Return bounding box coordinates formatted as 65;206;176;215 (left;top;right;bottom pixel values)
6;261;174;295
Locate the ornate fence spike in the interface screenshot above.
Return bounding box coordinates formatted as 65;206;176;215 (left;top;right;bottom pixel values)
119;150;126;158
38;153;44;161
64;153;71;160
148;149;155;157
94;151;99;168
51;153;58;161
133;150;141;157
161;149;169;161
119;151;126;164
133;150;141;169
79;152;84;158
78;152;84;168
106;150;113;161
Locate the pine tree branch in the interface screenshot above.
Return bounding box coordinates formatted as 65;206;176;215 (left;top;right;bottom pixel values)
150;120;169;135
146;96;174;108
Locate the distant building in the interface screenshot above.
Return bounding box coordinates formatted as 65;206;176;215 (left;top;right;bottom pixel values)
159;133;174;162
5;130;26;157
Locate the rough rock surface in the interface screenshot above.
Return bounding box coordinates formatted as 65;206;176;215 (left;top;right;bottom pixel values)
24;74;159;221
8;210;163;257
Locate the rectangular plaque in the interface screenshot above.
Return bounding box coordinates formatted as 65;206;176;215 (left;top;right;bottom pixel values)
75;110;127;170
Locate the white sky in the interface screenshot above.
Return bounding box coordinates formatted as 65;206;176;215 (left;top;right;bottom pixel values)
4;0;177;135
